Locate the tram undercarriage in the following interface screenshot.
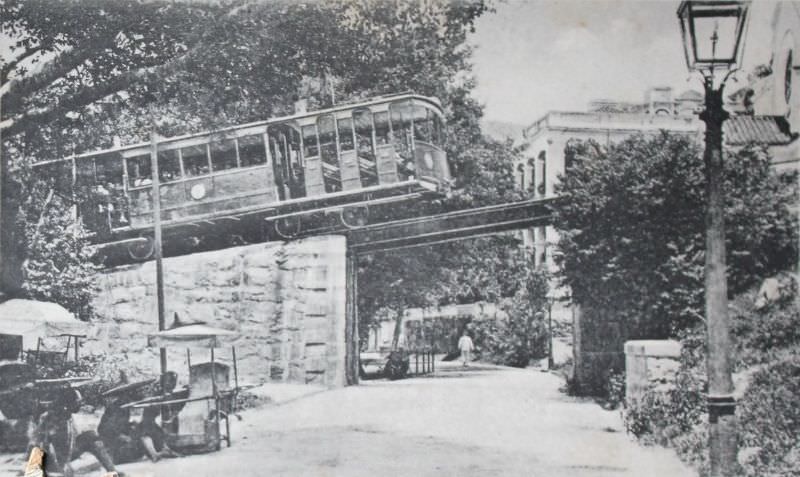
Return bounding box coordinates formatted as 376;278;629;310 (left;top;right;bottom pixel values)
95;179;444;266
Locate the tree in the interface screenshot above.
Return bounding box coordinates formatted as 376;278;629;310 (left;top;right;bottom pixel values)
355;135;532;349
2;0;529;336
553;132;798;338
472;265;550;368
1;0;221;294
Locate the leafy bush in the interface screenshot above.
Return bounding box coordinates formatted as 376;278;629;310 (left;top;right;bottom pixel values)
603;371;626;410
738;356;800;477
17;187;99;320
471;268;549;367
671;423;710;476
623;369;705;446
624;286;799;477
732;279;800;366
554;135;798;338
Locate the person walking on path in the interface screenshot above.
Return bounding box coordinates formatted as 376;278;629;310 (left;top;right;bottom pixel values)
457;331;474;367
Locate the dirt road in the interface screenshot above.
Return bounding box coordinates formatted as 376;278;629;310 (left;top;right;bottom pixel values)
1;361;694;476
110;362;693;477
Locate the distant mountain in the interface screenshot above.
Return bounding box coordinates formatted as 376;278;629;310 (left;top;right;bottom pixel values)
481;120;527;144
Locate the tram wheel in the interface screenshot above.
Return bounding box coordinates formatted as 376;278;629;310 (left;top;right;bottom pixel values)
274;215;302;239
340;205;369;229
127;236;155;261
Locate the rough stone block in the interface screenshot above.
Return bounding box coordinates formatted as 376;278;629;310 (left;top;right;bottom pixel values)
305;370;325;385
303;318;329;344
91;236;347;387
245;267;276;287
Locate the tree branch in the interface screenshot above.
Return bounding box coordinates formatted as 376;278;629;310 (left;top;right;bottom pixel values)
1;38;116;114
1;45;45;85
1;42;202;139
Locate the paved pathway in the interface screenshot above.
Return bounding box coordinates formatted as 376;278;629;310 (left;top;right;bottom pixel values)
110;361;694;477
0;361;694;476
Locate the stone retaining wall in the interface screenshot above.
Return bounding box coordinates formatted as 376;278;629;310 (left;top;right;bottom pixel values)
84;235;347;387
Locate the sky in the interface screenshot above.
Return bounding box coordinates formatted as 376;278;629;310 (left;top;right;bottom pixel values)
470;0;777;125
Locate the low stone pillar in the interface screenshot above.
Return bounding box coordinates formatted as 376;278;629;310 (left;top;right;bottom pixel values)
572;305;626;395
624;340;681;404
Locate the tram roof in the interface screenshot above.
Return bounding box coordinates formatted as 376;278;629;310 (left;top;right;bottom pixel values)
34;93;443;167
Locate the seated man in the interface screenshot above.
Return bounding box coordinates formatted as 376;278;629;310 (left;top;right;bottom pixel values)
97;372;181;464
135;372;181;462
31;387;122;477
136;406;181;462
97;394;144;465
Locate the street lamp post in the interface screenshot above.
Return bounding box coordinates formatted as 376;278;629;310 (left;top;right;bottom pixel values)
677;2;750;476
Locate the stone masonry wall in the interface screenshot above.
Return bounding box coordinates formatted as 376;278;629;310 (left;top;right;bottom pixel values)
84;235;347;387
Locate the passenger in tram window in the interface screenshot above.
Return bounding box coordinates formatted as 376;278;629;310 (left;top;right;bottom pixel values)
210;139;237;172
127;156;152;187
134;176;152;187
238;135;267;167
373;112;391;146
182;145;210;177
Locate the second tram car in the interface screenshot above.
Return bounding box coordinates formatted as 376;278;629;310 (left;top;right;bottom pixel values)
33;93;451;260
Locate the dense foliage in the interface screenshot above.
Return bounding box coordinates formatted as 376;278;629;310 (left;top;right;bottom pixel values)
737;355;800;476
471;267;550;367
623;281;800;477
2;0;536;332
553;133;798;338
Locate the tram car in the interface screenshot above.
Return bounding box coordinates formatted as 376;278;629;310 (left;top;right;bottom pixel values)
32;93;451;262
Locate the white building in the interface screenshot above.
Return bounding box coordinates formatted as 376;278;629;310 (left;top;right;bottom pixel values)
519;87;702;271
745;1;800;171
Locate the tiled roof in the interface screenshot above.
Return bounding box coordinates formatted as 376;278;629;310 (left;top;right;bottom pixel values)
723;115;794;146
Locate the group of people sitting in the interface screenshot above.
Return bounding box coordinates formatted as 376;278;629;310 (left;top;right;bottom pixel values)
29;372;182;477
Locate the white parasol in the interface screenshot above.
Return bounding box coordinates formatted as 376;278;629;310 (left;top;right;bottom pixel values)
0;299;88;350
147;323;238;349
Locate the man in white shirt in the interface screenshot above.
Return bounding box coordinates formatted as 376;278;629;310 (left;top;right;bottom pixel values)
457;331;474;367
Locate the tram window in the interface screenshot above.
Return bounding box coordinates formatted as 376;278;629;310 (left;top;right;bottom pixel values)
126;155;152;187
238;135;267;167
433;114;444;146
390;101;413;148
337;118;355;152
182;144;210;177
285;127;305;198
210;138;238;172
269;134;288;186
390;101;414;166
38;161;73;197
374;111;390;146
95;154;125;188
93;153;129;228
302;125;319;157
354;109;377;186
75;157;95;186
412;105;433;143
286;128;302;168
318;115;337;162
354;110;374;155
157;149;181;182
318;114;340;192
